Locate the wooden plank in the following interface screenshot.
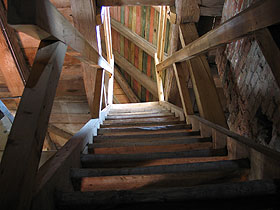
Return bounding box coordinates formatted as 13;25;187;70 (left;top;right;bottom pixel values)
80;148;227;168
48;124;73;140
56;179;280;210
157;0;280;71
254;28;280;88
114;67;140;103
179;23;227;128
0;40;67;210
97;0;175;7
0;2;30;83
101;120;185;128
173;62;194;118
80;168;244;191
8;0;112;73
114;51;158;98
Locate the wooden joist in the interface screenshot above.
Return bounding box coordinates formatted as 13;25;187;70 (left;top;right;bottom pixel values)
114;67;140;103
0;40;67;210
0;99;14;123
7;0;113;73
156;0;280;71
97;0;175;7
114;51;158;98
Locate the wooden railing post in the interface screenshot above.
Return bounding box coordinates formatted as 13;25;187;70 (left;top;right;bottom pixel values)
0;40;67;210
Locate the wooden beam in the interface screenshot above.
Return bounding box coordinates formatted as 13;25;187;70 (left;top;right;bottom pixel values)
156;0;280;71
254;28;280;88
0;2;30;83
173;63;194;117
69;0;103;118
97;0;175;7
0;99;14;123
111;18;168;59
91;69;105;118
179;23;227;128
175;0;200;23
114;67;140;103
114;51;158;98
48;124;73;140
7;0;112;73
0;40;67;210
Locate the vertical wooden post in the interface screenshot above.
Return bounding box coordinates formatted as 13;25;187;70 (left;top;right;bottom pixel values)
155;6;168;101
0;40;67;210
92;69;105;118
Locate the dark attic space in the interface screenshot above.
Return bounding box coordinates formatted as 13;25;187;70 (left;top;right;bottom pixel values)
0;0;280;210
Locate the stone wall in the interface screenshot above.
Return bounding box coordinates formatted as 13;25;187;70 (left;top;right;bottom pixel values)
215;0;280;151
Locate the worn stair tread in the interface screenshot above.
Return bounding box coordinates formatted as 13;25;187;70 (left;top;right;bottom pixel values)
81;148;228;168
98;124;192;134
109;106;165;114
106;112;174;120
93;135;206;144
89;142;213;154
100;120;186;128
94;130;200;140
103;117;180;125
97;128;196;137
80;169;247;192
91;137;211;149
107;110;171;117
71;159;250;178
56;179;280;210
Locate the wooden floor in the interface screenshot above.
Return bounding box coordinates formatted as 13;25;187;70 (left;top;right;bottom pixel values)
55;102;279;210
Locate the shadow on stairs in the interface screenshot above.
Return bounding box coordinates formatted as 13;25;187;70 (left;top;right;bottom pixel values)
54;102;280;210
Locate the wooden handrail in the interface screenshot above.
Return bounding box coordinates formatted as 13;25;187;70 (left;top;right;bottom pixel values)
188;115;280;162
156;0;280;71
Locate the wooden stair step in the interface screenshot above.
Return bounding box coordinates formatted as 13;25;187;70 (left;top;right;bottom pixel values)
91;137;211;149
106;112;174;120
81;148;228;168
98;124;192;134
89;141;213;154
103;117;180;125
71;159;250;191
107;110;171;117
100;120;185;128
109;106;165;114
56;179;280;210
94;130;200;140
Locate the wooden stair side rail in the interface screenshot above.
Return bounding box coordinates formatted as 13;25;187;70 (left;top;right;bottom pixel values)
7;0;113;74
159;101;185;121
188;115;280;178
0;40;67;210
156;0;280;71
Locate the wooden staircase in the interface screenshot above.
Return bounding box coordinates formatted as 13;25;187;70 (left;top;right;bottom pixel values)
54;103;280;210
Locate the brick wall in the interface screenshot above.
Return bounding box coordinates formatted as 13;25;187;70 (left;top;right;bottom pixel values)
215;0;280;151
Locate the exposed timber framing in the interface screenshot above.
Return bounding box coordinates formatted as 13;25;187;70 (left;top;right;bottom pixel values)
114;51;158;98
97;0;175;7
7;0;113;73
0;40;67;210
70;0;105;118
111;18;168;59
48;124;73;140
179;23;227;127
114;67;140;103
156;0;280;71
0;1;30;84
173;63;194;119
254;28;280;89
